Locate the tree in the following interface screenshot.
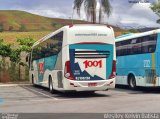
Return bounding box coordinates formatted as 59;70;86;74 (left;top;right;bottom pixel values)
73;0;112;23
16;37;36;52
151;0;160;23
10;37;35;63
0;39;11;57
10;49;21;63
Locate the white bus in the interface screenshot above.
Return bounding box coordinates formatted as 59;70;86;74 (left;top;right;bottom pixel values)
29;24;116;93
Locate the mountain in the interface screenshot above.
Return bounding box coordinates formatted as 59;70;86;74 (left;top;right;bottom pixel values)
0;10;127;37
0;10;87;31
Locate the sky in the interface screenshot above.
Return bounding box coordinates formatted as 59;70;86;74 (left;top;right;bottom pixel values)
0;0;160;28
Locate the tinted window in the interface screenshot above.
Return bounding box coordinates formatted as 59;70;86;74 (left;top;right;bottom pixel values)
32;31;63;60
116;34;157;56
141;35;157;53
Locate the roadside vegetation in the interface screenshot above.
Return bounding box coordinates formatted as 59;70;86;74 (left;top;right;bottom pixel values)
0;37;35;82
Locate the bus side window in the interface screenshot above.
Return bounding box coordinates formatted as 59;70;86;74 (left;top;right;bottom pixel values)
141;35;157;54
149;46;155;53
50;32;63;55
141;36;148;53
132;38;142;54
116;34;157;56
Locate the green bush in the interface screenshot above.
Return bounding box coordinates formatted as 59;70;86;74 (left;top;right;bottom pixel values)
0;37;36;82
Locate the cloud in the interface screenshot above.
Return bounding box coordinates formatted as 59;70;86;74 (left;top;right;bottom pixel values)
107;0;160;28
61;0;160;28
0;0;74;19
72;0;160;28
27;9;69;18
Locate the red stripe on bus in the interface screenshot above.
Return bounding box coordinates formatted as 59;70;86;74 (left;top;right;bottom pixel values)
77;42;107;44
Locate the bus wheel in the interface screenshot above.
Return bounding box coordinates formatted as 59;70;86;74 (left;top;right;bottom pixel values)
128;75;136;90
49;76;55;93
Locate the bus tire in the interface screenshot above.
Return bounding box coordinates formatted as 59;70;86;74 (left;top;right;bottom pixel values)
128;75;136;90
49;76;55;93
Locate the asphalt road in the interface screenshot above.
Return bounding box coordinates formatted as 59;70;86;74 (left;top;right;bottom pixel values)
1;84;160;113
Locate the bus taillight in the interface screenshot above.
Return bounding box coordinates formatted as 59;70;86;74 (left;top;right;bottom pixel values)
64;61;74;80
109;60;116;79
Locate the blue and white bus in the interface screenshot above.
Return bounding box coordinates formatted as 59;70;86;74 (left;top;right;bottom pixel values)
29;24;116;93
116;29;160;89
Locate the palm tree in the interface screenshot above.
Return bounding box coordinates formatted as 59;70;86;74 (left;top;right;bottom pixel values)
73;0;112;23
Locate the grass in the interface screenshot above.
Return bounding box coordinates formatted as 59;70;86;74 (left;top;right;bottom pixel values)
0;31;51;44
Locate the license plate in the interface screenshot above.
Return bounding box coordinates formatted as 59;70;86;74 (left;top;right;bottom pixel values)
88;83;97;87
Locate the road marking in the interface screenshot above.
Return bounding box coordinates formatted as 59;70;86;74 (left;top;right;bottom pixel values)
4;98;70;104
0;84;32;87
22;86;61;100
